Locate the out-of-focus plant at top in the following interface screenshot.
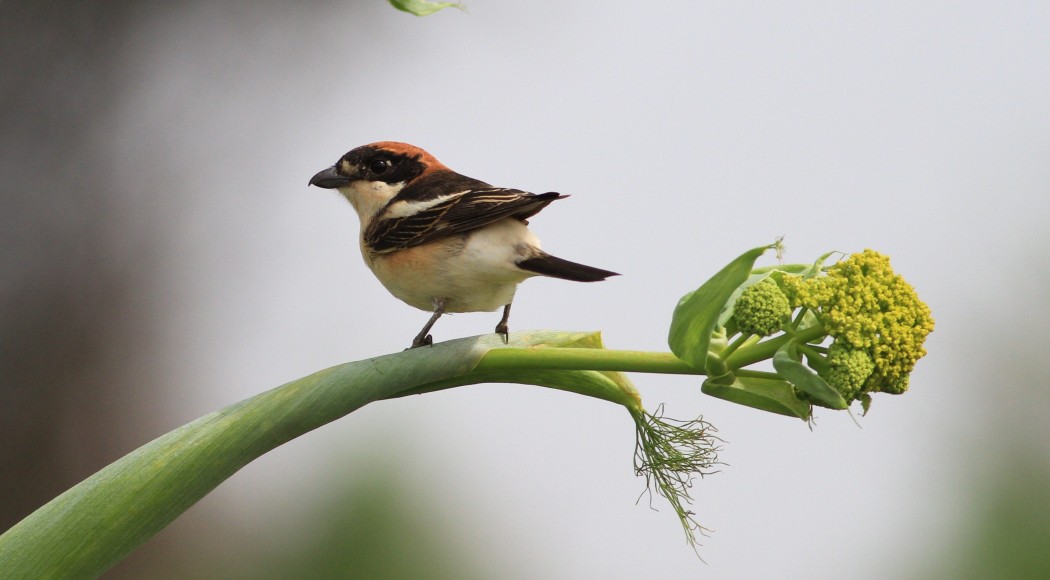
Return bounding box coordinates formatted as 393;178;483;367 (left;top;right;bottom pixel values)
387;0;464;17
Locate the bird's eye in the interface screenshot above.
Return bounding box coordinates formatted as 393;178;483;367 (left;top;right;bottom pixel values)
369;158;391;175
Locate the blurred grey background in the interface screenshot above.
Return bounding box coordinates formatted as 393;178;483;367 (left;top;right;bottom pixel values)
3;1;1049;578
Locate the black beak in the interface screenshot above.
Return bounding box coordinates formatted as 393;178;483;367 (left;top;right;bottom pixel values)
309;166;352;189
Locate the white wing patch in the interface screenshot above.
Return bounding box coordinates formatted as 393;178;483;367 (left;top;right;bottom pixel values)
382;192;466;219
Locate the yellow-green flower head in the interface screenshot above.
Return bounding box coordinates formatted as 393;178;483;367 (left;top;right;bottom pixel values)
788;250;934;395
825;342;876;400
733;278;792;337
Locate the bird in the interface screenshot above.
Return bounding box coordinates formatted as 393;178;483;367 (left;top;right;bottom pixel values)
309;141;618;349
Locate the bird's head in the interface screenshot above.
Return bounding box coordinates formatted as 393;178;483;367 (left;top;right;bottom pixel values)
309;142;449;219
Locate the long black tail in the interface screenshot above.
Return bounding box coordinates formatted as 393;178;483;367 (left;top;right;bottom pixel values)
516;253;619;282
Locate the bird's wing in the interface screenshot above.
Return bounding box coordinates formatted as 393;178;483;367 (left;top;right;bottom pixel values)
365;188;564;253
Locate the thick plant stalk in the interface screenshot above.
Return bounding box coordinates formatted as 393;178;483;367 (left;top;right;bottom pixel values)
0;331;614;578
1;242;932;573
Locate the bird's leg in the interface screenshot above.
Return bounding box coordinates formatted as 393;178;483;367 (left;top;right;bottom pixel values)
410;298;446;349
495;302;512;344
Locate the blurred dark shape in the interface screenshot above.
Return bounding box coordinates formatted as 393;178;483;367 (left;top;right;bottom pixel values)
2;2;490;577
916;265;1050;579
1;1;168;576
916;447;1050;579
223;461;494;580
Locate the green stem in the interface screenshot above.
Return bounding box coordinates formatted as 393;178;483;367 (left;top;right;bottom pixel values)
717;333;752;360
734;369;782;380
0;331;607;577
724;323;826;370
477;348;704;375
795;343;829;375
474;340;821;385
1;329;812;577
791;307;810;328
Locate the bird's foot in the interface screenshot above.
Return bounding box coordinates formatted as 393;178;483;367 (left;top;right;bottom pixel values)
409;333;434;349
494;323;509;344
495;303;512;344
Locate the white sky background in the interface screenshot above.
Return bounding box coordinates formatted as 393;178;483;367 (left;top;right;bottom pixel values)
105;1;1049;577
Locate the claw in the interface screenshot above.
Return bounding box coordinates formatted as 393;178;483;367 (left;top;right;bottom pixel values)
495;303;512;344
495;324;509;344
408;334;434;349
410;299;446;349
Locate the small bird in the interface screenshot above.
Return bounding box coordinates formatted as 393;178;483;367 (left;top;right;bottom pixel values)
309;142;618;348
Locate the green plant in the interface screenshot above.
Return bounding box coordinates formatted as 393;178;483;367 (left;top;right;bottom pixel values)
0;242;933;575
690;247;935;415
387;0;464;17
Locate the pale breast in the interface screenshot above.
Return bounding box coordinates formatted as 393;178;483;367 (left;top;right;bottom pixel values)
366;219;541;313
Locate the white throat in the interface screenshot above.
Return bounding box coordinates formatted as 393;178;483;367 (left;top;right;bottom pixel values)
337;180;404;229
